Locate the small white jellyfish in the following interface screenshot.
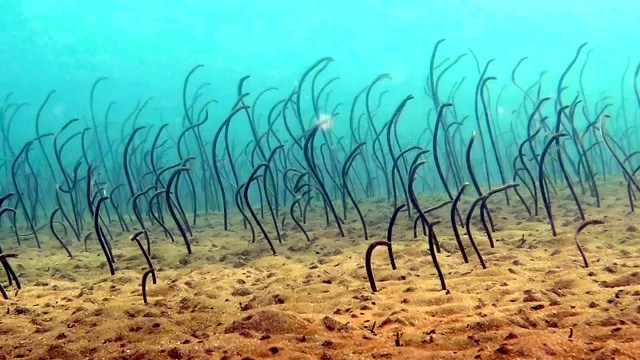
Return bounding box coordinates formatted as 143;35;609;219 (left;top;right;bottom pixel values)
316;113;333;130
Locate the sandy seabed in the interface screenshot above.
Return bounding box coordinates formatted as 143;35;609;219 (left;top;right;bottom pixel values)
1;183;640;360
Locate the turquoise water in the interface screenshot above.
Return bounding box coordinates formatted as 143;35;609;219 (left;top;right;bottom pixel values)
0;0;639;251
3;1;639;136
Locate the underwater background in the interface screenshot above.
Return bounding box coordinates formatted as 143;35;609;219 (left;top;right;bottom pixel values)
3;0;640;140
2;1;640;359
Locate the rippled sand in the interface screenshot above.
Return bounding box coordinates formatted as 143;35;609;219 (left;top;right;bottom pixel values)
1;183;640;359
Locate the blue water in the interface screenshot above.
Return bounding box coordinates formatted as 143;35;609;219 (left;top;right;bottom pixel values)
2;1;639;139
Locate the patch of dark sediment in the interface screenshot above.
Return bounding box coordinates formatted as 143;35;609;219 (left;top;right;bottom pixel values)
224;309;310;336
